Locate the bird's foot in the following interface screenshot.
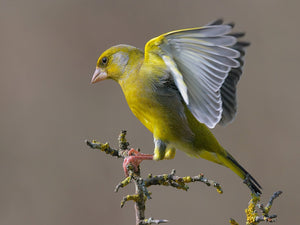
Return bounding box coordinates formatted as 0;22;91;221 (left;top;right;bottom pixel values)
123;148;153;176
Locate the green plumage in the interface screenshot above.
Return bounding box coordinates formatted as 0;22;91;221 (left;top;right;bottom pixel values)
92;20;261;194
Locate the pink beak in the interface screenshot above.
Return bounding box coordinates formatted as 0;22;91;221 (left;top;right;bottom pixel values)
91;67;107;84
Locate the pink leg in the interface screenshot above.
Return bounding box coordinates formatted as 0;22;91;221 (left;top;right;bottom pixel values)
123;148;153;176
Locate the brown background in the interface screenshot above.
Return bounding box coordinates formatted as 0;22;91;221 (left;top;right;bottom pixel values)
1;0;299;224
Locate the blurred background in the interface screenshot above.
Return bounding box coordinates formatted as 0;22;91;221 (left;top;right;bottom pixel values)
1;0;299;224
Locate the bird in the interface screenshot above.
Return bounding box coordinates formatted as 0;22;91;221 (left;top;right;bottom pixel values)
91;19;262;195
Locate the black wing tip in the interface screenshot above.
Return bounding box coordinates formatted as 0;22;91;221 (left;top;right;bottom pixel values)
236;41;251;47
227;22;235;28
206;19;250;46
206;19;235;28
230;32;245;38
207;18;224;26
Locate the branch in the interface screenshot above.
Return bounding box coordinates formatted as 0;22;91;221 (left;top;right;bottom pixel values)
86;131;282;225
143;169;223;194
86;131;222;225
230;191;282;225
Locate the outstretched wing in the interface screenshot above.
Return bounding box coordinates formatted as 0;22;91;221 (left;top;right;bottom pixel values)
145;20;248;128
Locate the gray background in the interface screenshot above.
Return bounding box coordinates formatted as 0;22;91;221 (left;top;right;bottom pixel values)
1;0;298;224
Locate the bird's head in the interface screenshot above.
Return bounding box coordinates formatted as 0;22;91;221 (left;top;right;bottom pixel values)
91;44;142;83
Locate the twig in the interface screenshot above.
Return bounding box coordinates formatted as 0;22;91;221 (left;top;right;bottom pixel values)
143;169;223;193
230;191;282;225
86;131;222;225
86;131;282;225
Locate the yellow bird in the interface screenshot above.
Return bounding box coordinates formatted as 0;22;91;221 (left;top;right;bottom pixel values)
91;19;261;194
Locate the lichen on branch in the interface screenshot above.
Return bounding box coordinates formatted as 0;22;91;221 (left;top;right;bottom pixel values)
86;131;282;225
230;191;282;225
86;130;222;224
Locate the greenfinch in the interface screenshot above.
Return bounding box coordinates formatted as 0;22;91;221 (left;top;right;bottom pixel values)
91;19;261;194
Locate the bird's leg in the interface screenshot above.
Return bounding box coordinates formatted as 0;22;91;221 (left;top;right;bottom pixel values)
164;147;176;159
153;138;167;161
123;148;153;176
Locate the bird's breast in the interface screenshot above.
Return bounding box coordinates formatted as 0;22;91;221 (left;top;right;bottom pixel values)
124;86;160;133
121;77;194;143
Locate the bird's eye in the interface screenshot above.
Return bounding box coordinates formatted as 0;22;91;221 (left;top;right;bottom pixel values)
101;57;108;65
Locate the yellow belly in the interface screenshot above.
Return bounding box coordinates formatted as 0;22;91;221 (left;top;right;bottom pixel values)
118;62;223;159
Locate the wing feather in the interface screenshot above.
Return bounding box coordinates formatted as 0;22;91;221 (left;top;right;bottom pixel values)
145;20;249;128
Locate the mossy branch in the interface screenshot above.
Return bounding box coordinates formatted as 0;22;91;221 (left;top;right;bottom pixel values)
230;191;282;225
86;131;222;224
86;131;282;225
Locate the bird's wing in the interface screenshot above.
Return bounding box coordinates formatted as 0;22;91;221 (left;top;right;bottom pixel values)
219;39;249;125
145;21;247;128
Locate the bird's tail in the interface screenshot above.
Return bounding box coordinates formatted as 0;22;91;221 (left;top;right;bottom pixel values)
218;150;262;195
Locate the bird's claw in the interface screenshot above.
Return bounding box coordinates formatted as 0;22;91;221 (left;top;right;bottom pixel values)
123;148;153;176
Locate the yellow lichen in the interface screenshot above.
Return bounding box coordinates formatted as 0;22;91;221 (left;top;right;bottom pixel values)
245;194;260;225
121;176;131;187
216;186;223;194
100;142;109;151
183;176;192;183
121;194;139;207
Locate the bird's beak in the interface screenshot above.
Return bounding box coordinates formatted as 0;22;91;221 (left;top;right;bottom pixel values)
91;67;107;84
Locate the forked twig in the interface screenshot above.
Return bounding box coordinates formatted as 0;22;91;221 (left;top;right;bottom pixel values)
86;131;281;225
